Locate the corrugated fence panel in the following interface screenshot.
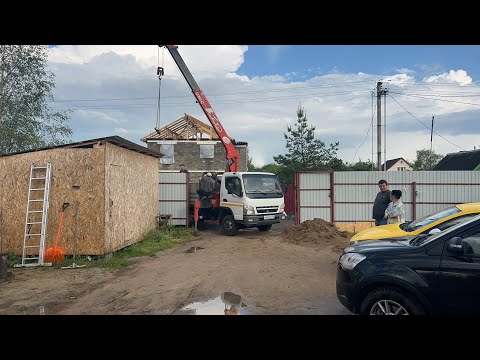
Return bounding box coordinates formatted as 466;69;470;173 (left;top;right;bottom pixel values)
298;172;330;222
159;172;188;226
297;170;480;224
299;172;331;189
333;171;413;222
299;190;330;207
416;204;447;220
300;207;331;223
335;203;372;222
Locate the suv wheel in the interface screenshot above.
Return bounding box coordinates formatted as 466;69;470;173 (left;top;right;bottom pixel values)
360;288;425;315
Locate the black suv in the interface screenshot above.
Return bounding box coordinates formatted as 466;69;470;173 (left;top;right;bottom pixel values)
336;214;480;315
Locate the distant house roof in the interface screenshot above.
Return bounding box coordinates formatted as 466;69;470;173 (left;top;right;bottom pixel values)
381;157;412;171
434;149;480;170
141;113;247;145
0;136;162;158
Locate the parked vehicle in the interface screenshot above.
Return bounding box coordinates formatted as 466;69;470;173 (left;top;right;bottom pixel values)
350;202;480;243
336;214;480;315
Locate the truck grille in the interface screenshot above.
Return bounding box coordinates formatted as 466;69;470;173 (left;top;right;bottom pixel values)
256;206;278;214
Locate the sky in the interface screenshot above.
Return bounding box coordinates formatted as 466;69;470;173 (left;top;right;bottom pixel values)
47;45;480;168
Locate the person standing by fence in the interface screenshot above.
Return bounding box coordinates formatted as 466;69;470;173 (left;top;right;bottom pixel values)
372;179;391;226
384;189;405;224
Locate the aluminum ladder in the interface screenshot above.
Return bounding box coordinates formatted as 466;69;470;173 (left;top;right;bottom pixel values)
16;162;53;267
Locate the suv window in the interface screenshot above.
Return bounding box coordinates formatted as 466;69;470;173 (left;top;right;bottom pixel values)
461;226;480;256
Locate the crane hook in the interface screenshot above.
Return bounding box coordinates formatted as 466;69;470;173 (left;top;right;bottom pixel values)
157;66;164;80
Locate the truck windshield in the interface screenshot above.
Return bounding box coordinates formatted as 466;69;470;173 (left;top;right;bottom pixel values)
242;174;283;199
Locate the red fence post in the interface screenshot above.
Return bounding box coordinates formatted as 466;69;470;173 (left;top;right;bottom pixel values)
412;181;417;221
295;172;300;225
330;171;335;223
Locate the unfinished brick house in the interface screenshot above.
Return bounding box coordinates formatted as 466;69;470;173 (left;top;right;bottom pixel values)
141;114;248;182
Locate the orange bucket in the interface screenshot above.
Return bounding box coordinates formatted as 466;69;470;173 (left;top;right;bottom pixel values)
44;203;69;264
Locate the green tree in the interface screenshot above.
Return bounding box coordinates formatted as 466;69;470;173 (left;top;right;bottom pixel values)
346;159;375;171
273;104;339;184
247;156;258;171
0;45;72;154
412;149;443;170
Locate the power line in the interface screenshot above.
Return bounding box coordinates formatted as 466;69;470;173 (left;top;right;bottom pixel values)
388;94;465;151
352;91;374;164
48;80;375;103
390;81;478;87
391;91;480;97
51;89;374;110
390;91;480;107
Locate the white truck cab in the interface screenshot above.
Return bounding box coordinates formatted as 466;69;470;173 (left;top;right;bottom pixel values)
219;172;287;235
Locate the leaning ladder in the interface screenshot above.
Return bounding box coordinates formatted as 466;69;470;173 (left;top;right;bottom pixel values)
17;162;53;267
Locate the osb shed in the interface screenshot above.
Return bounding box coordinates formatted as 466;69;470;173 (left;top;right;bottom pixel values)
141;114;248;182
0;136;161;256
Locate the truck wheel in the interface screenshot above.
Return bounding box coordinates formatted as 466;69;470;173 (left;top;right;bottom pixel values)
222;215;238;236
257;225;272;231
360;288;425;315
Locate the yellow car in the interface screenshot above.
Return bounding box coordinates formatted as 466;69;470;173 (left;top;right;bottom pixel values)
350;202;480;243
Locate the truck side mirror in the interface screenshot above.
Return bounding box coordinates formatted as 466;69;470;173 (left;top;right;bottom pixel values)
447;237;463;255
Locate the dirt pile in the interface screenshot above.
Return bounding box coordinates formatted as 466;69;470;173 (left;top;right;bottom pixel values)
282;218;351;251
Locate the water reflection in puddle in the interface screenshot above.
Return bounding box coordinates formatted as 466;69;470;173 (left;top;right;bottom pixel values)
181;292;248;315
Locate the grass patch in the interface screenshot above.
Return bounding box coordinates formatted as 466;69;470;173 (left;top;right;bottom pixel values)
58;226;194;270
7;254;22;268
7;226;194;270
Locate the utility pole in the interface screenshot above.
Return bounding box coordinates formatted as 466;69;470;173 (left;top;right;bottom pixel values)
377;82;382;171
430;115;434;151
376;81;389;171
384;87;387;173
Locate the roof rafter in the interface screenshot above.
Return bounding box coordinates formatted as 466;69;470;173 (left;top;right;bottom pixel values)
141;114;219;141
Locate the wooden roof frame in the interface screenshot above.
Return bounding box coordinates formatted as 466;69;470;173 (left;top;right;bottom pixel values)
141;114;219;141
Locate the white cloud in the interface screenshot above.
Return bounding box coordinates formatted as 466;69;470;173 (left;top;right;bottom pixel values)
225;72;250;82
114;127;128;136
423;69;473;85
50;45;247;81
395;67;415;74
384;73;415;86
48;46;480;169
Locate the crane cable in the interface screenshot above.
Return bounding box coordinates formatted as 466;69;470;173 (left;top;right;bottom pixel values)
155;46;165;135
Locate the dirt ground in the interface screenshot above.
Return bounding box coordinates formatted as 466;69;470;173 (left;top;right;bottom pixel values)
0;218;352;315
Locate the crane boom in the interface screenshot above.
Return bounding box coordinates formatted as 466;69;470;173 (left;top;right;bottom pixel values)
160;45;240;172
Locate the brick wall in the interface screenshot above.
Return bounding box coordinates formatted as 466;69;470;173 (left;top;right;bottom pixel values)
147;140;248;182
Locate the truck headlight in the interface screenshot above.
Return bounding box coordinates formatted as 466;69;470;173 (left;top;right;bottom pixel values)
279;203;285;211
243;205;254;215
339;253;366;270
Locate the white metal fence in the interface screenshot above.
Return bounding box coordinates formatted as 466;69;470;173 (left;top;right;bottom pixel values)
295;171;480;224
159;172;189;226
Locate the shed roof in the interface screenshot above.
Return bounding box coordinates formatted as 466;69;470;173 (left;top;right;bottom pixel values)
0;136;162;158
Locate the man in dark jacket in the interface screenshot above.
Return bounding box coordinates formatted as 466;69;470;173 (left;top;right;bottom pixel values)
372;179;391;226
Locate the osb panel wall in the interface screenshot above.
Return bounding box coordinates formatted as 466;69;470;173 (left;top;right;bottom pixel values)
104;143;158;254
0;146;105;256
